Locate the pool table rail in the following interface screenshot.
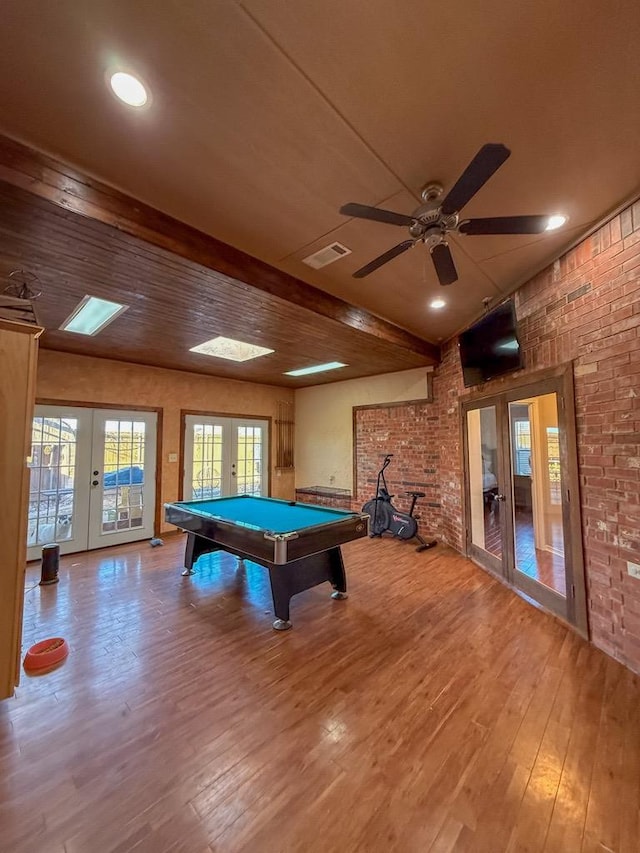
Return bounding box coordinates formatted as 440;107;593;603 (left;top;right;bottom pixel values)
164;501;369;565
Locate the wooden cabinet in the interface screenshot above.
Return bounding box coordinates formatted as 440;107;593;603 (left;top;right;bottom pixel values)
513;474;533;511
0;317;43;699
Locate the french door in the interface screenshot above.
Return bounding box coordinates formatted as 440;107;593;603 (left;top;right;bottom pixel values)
27;406;157;559
462;367;587;635
182;414;268;500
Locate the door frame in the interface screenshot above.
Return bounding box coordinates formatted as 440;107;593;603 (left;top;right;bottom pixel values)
462;398;506;577
179;409;272;500
37;399;163;537
459;363;588;637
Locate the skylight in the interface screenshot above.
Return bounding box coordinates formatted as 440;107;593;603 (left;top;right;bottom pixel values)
60;296;129;336
189;336;274;362
285;362;347;377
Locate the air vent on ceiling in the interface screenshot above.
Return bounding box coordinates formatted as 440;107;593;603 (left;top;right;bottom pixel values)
302;242;352;269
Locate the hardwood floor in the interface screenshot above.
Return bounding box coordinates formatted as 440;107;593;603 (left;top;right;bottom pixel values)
1;536;639;853
514;511;566;597
482;508;567;598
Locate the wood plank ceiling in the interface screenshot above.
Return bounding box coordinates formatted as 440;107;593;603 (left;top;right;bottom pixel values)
0;0;639;385
0;143;437;385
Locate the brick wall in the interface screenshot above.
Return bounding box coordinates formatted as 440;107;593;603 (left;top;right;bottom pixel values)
353;403;441;536
349;201;640;671
432;343;466;550
295;488;352;510
519;208;639;669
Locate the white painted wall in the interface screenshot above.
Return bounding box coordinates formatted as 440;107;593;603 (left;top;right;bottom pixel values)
467;408;486;550
294;367;433;490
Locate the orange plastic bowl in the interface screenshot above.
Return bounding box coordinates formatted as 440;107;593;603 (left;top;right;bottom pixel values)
23;637;69;672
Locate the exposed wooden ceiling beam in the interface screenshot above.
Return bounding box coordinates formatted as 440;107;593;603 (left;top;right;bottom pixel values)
0;134;439;364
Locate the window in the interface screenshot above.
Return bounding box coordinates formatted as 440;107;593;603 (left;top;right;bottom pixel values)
547;426;561;504
513;419;531;475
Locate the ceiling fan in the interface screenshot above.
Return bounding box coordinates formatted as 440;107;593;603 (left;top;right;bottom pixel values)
340;143;552;286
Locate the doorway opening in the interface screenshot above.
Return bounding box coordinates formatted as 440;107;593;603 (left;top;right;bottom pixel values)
181;413;269;500
462;365;587;635
28;405;158;559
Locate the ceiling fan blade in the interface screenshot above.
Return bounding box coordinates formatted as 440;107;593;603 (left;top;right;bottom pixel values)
441;143;511;215
458;215;550;235
352;240;415;278
430;242;458;286
340;202;416;228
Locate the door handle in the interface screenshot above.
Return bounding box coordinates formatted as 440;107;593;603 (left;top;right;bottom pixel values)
494;493;506;502
92;480;99;486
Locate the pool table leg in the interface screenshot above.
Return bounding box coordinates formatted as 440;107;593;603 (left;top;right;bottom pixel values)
181;533;218;577
269;547;348;630
270;576;293;630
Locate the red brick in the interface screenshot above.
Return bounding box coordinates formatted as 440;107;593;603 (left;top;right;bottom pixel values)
430;197;640;674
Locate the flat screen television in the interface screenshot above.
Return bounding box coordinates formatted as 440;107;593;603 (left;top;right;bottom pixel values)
458;299;523;388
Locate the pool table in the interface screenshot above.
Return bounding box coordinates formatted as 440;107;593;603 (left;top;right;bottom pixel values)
164;495;369;630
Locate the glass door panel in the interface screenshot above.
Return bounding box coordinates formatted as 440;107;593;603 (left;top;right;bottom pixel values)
466;405;503;572
509;394;567;606
27;406;91;559
184;417;227;500
99;418;146;535
234;422;266;496
190;421;224;499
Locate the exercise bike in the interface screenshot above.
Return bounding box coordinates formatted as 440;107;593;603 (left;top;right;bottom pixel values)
362;454;437;553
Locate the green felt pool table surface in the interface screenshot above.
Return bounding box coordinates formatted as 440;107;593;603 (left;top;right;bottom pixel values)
168;495;359;534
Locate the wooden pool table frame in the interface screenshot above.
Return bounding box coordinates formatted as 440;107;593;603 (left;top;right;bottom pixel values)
164;498;369;630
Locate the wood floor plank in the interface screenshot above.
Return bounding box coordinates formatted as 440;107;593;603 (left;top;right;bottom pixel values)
542;646;607;853
582;660;640;853
0;537;638;853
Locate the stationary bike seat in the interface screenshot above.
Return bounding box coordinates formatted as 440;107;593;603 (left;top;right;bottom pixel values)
404;490;425;498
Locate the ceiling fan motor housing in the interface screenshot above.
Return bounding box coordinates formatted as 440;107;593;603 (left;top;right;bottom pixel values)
409;207;458;246
409;207;440;237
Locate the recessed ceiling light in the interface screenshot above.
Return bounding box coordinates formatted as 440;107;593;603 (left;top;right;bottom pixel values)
189;336;274;362
285;362;347;377
430;298;446;310
546;214;567;231
109;72;148;107
60;295;129;335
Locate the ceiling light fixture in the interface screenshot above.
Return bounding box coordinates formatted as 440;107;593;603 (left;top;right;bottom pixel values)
545;214;567;231
430;298;446;309
60;295;129;335
109;71;148;107
285;362;347;377
189;336;274;361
